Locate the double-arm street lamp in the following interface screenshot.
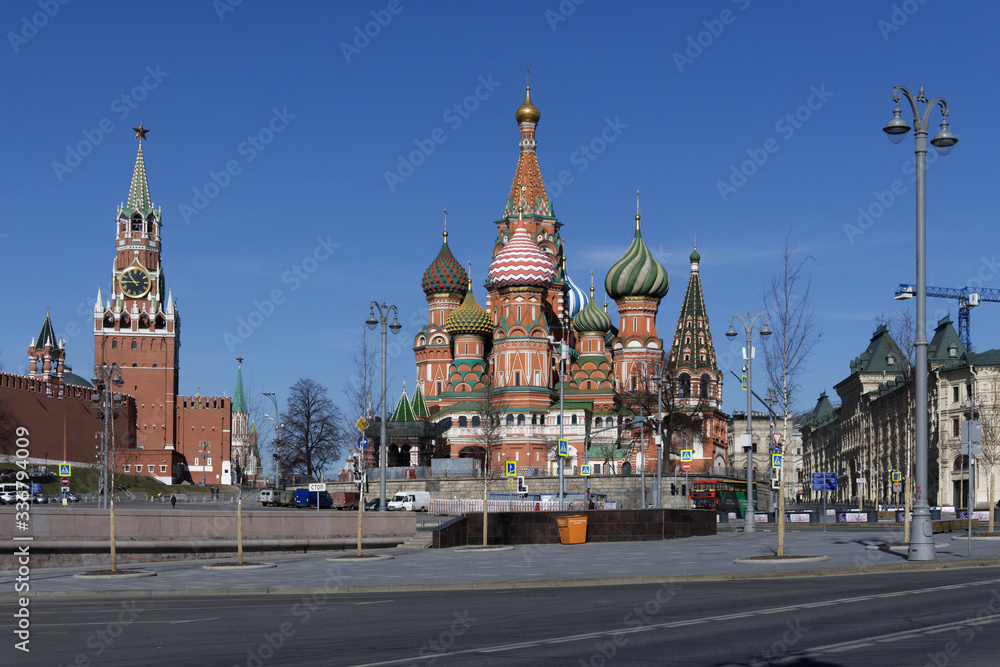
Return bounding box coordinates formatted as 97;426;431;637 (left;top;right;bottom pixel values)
882;86;957;562
367;301;402;511
198;441;212;485
726;312;771;534
92;362;123;510
263;392;283;489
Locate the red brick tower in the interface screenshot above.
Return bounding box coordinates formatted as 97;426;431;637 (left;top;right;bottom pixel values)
93;125;180;451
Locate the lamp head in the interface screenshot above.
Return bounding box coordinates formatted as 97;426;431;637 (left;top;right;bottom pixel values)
760;321;772;338
389;317;402;335
883;107;911;144
365;310;378;331
725;324;737;340
931;119;957;155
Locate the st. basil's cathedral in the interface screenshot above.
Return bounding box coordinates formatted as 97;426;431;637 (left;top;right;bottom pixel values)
405;87;730;476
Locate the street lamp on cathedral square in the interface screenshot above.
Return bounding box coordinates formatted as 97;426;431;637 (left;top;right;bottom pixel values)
882;85;957;562
367;301;402;511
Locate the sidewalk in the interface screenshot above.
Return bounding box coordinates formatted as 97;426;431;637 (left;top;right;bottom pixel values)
5;526;1000;597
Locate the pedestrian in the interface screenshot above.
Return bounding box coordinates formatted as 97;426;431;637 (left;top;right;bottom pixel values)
170;494;176;508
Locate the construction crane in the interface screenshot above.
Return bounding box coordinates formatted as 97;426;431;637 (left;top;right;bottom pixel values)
894;284;1000;351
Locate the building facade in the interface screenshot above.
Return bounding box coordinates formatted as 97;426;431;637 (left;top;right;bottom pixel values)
406;88;728;477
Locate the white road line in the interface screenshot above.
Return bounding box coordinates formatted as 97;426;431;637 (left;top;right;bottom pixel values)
351;577;1000;666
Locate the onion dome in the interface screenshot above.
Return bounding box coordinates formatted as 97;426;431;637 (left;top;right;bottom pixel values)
515;86;540;124
605;213;669;301
421;229;468;296
690;246;700;263
566;272;587;319
573;286;613;334
488;219;557;288
445;286;493;337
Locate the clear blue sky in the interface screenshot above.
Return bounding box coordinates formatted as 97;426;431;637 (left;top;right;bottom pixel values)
3;1;999;458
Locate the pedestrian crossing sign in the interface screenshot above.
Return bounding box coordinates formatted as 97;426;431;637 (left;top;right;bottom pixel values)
581;464;591;476
772;454;782;469
59;463;71;477
558;438;568;457
891;471;902;482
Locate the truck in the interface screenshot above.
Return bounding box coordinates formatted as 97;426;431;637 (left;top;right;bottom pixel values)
258;489;279;506
294;488;333;509
387;490;430;512
330;491;360;510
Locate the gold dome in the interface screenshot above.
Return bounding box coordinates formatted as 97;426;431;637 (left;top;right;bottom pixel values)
515;86;540;124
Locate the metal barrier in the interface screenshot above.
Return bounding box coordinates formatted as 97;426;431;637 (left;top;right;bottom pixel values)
429;499;609;515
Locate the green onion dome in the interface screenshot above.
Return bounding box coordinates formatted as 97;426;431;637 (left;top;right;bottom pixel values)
444;287;492;337
605;214;669;301
690;246;701;262
572;288;613;334
422;231;468;296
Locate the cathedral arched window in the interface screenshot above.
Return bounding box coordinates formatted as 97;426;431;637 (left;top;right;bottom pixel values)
531;414;537;425
112;340;118;349
506;414;514;425
472;416;480;427
517;414;525;426
131;340;137;350
539;415;546;425
459;416;467;427
571;415;577;425
679;374;691;398
700;374;711;398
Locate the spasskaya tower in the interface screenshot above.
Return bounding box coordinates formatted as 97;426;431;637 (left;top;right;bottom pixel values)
93;124;181;450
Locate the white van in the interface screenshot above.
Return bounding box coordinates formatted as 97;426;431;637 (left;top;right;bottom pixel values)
258;489;279;506
387;491;430;512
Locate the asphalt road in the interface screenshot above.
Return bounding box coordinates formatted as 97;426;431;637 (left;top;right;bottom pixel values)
7;567;1000;666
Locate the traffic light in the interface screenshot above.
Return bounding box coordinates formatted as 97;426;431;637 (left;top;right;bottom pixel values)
681;484;687;496
671;483;677;496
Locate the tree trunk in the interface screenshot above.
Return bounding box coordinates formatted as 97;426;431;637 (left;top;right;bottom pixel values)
990;472;996;534
482;475;489;548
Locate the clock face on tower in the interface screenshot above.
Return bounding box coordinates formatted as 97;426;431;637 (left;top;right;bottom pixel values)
119;266;152;299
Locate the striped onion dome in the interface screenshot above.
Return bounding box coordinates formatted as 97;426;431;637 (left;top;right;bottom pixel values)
445;287;493;337
487;219;556;288
566;272;587;319
605;214;669;301
421;231;468;296
572;288;613;334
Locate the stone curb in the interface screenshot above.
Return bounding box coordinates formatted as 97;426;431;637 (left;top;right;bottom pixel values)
72;570;157;580
734;555;829;564
454;546;515;553
326;555;394;562
16;557;1000;598
202;562;277;570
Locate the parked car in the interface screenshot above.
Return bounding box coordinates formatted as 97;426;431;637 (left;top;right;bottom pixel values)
364;497;382;511
0;490;17;505
65;491;83;502
387;491;430;512
330;491;360;510
31;493;48;504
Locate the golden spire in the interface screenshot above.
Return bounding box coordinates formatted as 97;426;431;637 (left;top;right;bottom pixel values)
635;191;641;230
443;208;448;242
515;69;541;124
590;269;595;298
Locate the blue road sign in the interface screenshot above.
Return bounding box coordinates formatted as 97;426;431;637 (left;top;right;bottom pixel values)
357;435;369;449
810;472;837;491
558;438;568;457
506;461;516;477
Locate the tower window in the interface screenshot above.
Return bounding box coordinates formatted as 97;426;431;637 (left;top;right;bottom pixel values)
112;340;118;349
131;341;137;350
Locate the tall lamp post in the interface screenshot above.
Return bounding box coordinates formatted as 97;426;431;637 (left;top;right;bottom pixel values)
726;312;771;533
198;441;212;485
92;363;123;511
367;301;402;511
263;392;283;489
882;86;957;561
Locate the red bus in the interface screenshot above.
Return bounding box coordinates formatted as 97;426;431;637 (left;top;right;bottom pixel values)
691;478;757;517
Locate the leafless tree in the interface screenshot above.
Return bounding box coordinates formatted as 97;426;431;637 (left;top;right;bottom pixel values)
977;373;1000;533
761;234;822;456
280;379;345;481
472;376;510;547
0;397;16;456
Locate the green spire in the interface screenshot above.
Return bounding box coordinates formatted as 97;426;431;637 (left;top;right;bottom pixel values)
127;140;153;212
34;311;58;350
233;359;247;413
390;382;415;422
411;384;429;419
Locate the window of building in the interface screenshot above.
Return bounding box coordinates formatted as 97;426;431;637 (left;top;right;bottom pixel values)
517;414;525;426
953;386;960;403
458;416;467;427
506;414;514;425
515;372;521;386
953;418;960;438
571;415;578;425
595;417;603;428
539;415;546;425
206;459;212;467
112;340;118;349
123;465;130;472
131;341;137;349
436;382;442;395
532;414;537;425
471;416;480;427
464;343;468;355
159;465;167;473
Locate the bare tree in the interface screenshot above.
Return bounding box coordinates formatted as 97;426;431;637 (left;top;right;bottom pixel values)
280;379;345;482
761;235;822;476
0;397;16;456
472;376;510;547
343;328;383;424
977;372;1000;533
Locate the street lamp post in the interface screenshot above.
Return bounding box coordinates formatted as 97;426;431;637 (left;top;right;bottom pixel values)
198;441;211;485
367;301;402;511
882;86;958;562
726;312;771;534
263;392;282;489
585;416;644;507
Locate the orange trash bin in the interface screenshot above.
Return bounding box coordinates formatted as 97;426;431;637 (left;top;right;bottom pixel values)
557;515;588;544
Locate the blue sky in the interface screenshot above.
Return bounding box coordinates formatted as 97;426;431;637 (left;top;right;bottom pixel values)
3;1;999;457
